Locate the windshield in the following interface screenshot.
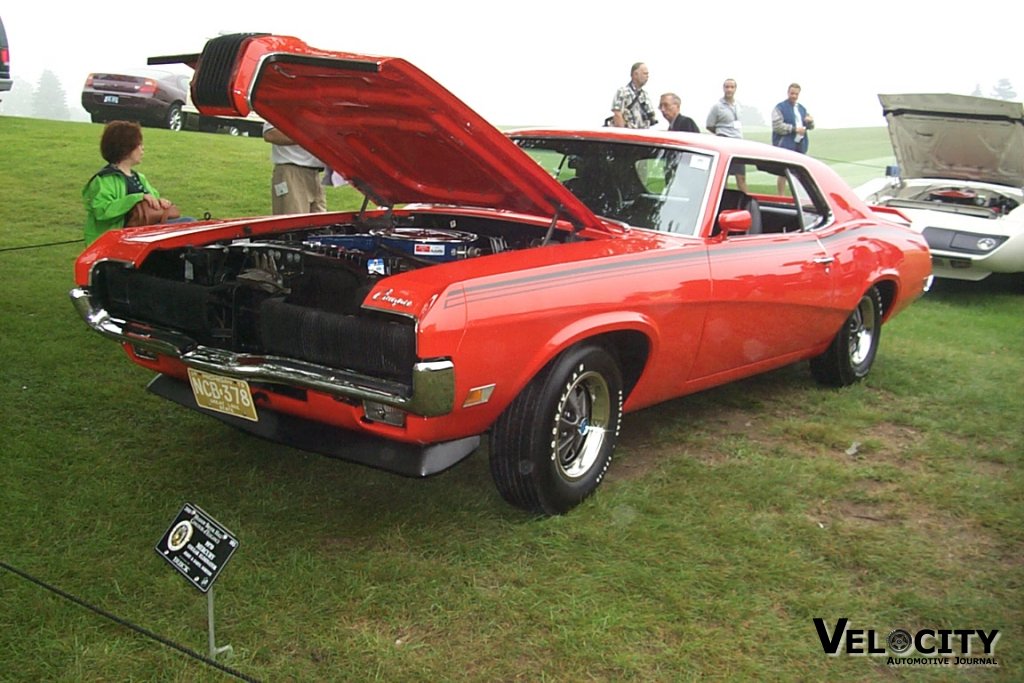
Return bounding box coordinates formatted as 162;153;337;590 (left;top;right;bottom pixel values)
514;137;712;235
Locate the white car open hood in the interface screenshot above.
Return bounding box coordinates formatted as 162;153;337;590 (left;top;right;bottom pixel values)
879;93;1024;187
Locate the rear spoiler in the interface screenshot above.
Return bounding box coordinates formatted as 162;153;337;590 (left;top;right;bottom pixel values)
149;33;271;118
868;204;912;227
148;53;201;70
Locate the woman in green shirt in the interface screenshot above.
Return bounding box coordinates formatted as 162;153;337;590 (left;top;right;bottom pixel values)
82;121;179;245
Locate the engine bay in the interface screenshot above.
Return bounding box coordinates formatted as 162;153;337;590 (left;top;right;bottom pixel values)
879;183;1020;218
90;212;579;376
117;212;574;308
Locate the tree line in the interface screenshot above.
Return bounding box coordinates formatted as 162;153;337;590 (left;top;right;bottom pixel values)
0;69;82;121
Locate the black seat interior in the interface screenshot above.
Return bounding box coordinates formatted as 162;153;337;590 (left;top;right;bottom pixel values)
717;188;762;235
564;157;622;216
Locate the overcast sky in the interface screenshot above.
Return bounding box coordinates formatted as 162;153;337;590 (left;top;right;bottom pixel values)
4;2;1021;129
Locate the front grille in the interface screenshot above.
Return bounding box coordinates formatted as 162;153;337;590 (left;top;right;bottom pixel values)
94;263;417;382
259;299;416;381
102;268;228;340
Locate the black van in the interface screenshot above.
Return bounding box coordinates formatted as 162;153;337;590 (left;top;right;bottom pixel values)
0;15;11;100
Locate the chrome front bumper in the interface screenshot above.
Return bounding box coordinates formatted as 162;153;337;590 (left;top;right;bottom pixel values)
69;287;455;417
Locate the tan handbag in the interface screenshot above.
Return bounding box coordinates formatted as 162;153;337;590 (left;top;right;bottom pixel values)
125;200;181;227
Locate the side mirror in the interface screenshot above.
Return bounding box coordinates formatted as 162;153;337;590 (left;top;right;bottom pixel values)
718;209;752;235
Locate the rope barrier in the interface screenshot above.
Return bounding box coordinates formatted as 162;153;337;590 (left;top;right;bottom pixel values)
0;239;82;253
0;559;261;682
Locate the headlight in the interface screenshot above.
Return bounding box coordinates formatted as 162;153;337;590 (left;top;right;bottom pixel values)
976;237;999;251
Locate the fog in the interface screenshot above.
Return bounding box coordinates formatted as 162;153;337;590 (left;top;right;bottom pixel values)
3;2;1020;129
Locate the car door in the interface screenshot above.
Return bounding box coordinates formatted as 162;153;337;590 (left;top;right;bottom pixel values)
689;162;838;380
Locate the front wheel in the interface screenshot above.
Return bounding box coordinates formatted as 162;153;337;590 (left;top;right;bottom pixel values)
811;287;883;386
490;344;623;515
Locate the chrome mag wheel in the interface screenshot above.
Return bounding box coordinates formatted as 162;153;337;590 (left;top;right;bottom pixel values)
554;369;612;480
848;293;879;368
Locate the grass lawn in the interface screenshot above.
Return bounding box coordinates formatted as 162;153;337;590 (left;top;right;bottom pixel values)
0;117;1020;681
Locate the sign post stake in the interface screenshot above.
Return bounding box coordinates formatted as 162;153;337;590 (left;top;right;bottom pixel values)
156;502;240;662
207;586;234;660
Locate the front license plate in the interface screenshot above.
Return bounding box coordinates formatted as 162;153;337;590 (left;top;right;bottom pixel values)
187;369;258;422
103;95;119;104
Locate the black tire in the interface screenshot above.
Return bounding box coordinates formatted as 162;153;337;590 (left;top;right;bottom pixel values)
90;113;106;124
811;287;883;386
165;103;183;131
490;344;623;515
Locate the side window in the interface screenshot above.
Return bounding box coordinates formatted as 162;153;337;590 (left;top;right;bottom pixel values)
784;168;830;231
715;159;831;235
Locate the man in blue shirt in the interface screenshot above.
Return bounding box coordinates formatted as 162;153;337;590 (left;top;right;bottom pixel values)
771;83;815;193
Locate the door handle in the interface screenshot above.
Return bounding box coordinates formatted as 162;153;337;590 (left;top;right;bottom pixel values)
812;255;835;265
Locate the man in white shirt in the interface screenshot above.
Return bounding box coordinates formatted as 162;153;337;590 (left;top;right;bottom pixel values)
263;123;327;215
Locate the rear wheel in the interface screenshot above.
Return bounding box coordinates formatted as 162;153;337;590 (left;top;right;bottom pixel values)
490;344;623;515
90;113;106;124
811;287;882;386
165;104;183;131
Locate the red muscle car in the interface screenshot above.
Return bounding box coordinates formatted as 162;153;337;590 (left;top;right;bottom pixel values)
71;34;932;514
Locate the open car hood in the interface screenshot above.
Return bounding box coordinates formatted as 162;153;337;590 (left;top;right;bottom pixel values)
186;34;608;232
879;93;1024;187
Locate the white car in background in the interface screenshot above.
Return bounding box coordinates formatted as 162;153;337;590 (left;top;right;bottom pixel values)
856;93;1024;282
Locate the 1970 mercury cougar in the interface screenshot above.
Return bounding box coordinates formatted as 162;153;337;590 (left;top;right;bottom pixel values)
71;34;932;514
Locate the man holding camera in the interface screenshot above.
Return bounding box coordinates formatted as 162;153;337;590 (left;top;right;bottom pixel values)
610;63;657;129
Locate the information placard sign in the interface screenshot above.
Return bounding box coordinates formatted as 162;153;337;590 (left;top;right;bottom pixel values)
156;503;239;593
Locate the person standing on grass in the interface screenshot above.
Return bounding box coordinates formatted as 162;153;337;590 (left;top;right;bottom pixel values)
82;120;180;245
706;78;747;192
771;83;815;193
659;93;700;133
610;63;658;129
263;122;327;215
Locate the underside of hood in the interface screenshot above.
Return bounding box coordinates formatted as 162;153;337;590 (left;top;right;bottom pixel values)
879;93;1024;187
180;33;606;233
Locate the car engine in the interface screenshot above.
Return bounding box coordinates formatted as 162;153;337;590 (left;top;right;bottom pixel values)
88;213;572;380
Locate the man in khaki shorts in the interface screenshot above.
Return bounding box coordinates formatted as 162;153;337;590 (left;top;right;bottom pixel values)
263;122;326;214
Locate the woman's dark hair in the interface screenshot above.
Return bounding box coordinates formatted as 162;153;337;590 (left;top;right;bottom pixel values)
100;121;143;164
